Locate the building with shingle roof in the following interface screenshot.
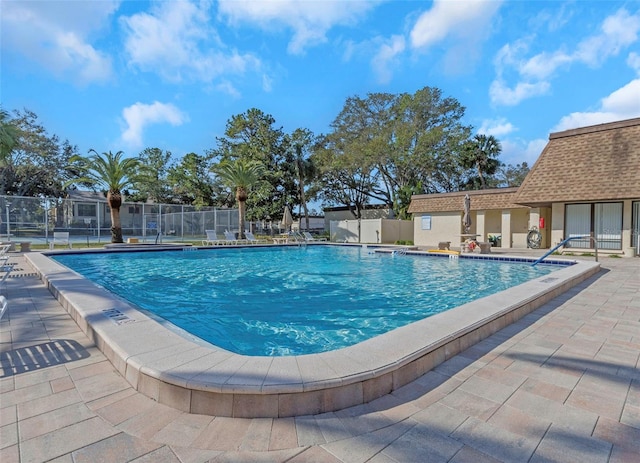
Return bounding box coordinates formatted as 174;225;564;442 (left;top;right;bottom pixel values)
408;118;640;255
513;118;640;206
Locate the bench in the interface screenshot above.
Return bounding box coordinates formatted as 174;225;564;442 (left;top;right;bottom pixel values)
49;232;72;250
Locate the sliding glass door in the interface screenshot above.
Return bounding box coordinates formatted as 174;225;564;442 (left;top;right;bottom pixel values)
565;202;622;249
565;204;591;248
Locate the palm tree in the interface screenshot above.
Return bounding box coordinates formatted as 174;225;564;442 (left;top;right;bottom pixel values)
69;150;139;243
290;128;315;231
213;159;264;240
462;134;502;189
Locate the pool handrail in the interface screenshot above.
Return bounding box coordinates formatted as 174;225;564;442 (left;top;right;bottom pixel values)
532;235;598;266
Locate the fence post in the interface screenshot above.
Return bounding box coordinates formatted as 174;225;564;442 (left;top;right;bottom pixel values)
96;201;101;243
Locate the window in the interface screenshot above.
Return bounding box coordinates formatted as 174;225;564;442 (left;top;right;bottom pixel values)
565;202;622;250
595;203;622;250
76;203;96;217
421;215;432;230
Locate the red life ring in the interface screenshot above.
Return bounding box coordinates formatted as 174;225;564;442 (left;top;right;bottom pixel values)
468;241;477;251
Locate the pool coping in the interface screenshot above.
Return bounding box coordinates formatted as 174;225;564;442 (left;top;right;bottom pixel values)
25;248;600;418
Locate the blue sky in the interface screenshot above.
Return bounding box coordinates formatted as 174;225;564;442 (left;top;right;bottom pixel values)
2;0;639;168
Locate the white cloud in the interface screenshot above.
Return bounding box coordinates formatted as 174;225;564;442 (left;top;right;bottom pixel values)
552;79;640;131
490;7;640;106
121;102;188;148
627;52;640;73
489;79;550;107
477;118;516;137
0;0;117;85
409;0;502;74
371;35;406;84
575;8;640;67
409;0;502;49
121;1;261;84
217;0;378;55
519;50;572;80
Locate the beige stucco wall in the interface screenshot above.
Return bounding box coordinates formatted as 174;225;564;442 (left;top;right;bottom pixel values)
510;208;530;248
483;210;502;242
413;207;533;249
412;212;463;248
551;203;566;247
528;207;552;248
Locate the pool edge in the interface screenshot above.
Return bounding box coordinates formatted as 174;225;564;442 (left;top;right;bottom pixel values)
25;250;601;418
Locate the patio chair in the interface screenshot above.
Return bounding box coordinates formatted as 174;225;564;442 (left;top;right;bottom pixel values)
0;244;11;265
0;263;14;295
0;295;7;320
0;244;11;256
224;230;247;245
245;231;267;244
202;230;227;246
303;231;327;242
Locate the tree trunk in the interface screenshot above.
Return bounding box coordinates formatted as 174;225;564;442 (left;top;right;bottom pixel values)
296;157;310;231
107;189;123;243
236;187;247;240
477;162;486;189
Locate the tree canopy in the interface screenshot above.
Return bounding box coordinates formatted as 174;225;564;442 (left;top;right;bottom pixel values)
0;109;79;197
2;95;532;221
208;108;294;220
314;87;473;218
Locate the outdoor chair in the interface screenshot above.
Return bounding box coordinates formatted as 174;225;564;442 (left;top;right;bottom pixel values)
245;231;267;244
202;230;227;246
224;230;247;245
303;231;327;242
0;263;14;295
0;244;11;265
0;295;7;320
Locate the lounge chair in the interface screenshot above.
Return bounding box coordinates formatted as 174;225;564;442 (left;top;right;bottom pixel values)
202;230;227;246
0;295;7;320
303;231;327;242
224;230;247;245
0;244;10;265
245;231;267;244
0;263;14;295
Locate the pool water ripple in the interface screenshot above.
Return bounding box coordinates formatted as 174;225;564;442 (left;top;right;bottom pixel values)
54;246;558;356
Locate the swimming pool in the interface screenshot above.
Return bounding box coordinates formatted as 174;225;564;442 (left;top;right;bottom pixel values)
29;247;599;417
52;246;559;356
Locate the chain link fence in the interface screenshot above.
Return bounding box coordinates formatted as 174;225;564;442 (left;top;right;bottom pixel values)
0;195;246;246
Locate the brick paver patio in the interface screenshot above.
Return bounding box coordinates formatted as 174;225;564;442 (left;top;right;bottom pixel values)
1;251;638;462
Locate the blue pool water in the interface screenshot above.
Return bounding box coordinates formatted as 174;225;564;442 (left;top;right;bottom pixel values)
53;246;560;356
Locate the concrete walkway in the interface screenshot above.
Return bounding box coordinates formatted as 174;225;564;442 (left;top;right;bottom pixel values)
1;252;638;462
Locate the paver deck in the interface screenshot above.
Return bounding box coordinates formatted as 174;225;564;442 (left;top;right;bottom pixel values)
0;251;638;462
